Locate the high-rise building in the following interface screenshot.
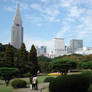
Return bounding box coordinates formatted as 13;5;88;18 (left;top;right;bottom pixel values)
11;0;23;49
70;39;83;53
54;38;65;57
36;46;47;56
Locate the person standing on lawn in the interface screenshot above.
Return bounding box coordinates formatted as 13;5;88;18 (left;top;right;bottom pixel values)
30;76;33;89
32;75;38;90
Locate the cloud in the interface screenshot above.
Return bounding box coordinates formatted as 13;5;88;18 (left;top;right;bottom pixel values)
56;25;71;38
24;14;42;22
60;0;73;8
4;6;15;12
69;6;85;17
24;36;54;52
21;3;30;10
41;0;49;3
31;3;42;12
36;23;42;27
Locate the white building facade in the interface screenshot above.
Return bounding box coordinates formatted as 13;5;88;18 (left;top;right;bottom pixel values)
54;38;65;57
36;46;47;56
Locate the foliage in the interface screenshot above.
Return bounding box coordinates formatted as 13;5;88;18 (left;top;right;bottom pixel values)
22;73;32;77
49;73;90;92
81;70;92;84
39;62;49;73
44;77;55;82
3;44;14;67
82;62;92;69
17;43;28;73
28;44;39;75
11;79;27;88
0;67;19;86
49;59;77;75
38;56;52;62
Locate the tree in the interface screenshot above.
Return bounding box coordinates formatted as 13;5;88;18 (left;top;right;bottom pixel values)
49;58;77;75
17;43;28;73
0;67;19;86
82;62;92;69
4;44;14;67
29;44;39;75
39;62;49;73
38;56;51;62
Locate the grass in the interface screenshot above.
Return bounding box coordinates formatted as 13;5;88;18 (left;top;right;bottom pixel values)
0;74;57;92
21;74;57;84
42;87;49;92
0;88;13;92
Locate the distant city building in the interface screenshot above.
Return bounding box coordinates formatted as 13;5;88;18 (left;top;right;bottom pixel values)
70;39;83;53
36;46;47;56
49;51;55;58
11;0;23;49
54;38;65;57
75;47;92;55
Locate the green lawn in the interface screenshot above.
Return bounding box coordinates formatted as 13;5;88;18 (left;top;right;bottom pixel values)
0;74;57;92
0;88;13;92
22;74;57;84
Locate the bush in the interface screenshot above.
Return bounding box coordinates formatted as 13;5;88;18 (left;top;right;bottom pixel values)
81;70;92;84
49;74;90;92
44;77;55;82
23;73;32;77
11;79;27;88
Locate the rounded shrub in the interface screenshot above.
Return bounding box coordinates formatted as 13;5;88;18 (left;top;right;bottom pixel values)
44;77;55;82
49;74;90;92
11;79;27;88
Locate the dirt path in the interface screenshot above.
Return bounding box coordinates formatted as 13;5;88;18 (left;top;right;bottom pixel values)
13;83;49;92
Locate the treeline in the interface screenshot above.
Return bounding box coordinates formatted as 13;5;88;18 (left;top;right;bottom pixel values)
0;43;51;75
0;43;39;75
0;42;92;75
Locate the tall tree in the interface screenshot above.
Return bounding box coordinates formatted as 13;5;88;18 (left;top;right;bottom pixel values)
17;43;28;73
4;43;14;67
29;44;39;75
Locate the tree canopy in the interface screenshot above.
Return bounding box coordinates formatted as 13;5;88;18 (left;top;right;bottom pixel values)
17;43;28;73
49;58;77;75
0;67;19;86
29;44;39;75
82;62;92;69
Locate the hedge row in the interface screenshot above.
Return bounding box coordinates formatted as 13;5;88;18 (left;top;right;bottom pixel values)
49;71;92;92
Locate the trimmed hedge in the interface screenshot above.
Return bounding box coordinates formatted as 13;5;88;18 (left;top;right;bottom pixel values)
11;79;27;88
81;70;92;84
49;73;90;92
44;77;55;82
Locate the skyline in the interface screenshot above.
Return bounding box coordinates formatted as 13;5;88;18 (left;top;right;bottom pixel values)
0;0;92;52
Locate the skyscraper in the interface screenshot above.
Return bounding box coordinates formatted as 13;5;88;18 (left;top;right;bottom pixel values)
11;0;23;49
70;39;83;53
36;46;47;56
54;38;65;57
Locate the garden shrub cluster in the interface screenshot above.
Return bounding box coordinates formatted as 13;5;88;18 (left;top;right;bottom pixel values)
81;70;92;84
49;72;91;92
44;77;55;82
11;79;27;88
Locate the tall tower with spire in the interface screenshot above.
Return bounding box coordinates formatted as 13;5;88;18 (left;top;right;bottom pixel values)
11;0;23;49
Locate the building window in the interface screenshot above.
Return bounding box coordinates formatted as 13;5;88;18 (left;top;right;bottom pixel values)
16;24;19;26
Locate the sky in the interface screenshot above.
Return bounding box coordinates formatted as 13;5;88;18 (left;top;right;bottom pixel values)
0;0;92;52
